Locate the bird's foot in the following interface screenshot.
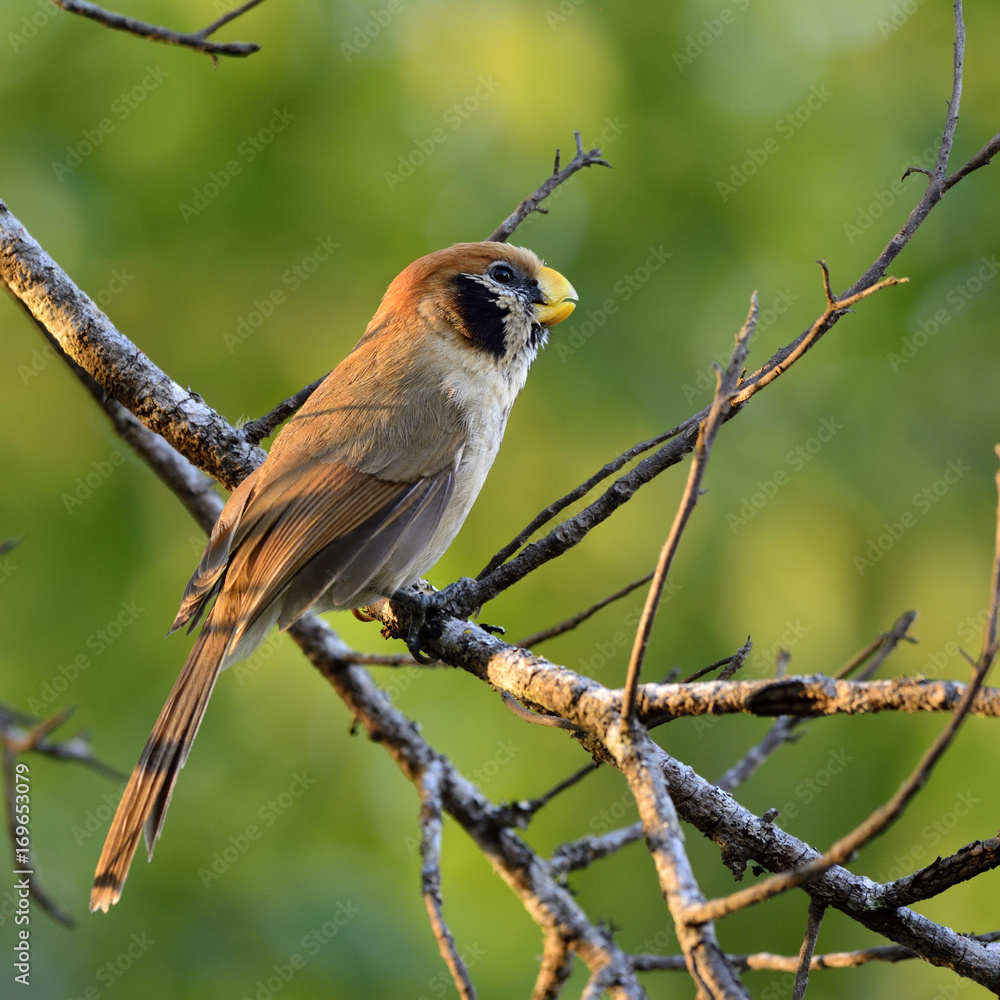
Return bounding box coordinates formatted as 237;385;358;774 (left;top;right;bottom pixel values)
402;577;480;664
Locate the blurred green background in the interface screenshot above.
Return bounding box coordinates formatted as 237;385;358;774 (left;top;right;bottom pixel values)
2;1;1000;997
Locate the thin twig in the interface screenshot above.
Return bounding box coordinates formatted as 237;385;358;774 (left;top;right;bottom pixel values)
1;723;76;926
50;0;263;59
878;834;1000;909
933;0;964;182
792;900;826;1000
732;266;907;406
200;0;268;38
717;637;752;682
841;0;968;300
714;717;800;794
634;932;1000;972
622;295;759;720
478;429;681;580
0;705;125;779
981;444;1000;663
486;131;611;243
451;273;907;620
514;573;654;649
941;132;1000;191
549;822;644;876
513;764;599;825
241;375;327;445
835;611;919;681
500;692;583;732
418;761;477;1000
682;658;731;684
531;930;574;1000
682;646;748;684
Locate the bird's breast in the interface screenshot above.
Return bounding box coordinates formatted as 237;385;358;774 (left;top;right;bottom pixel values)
416;361;521;572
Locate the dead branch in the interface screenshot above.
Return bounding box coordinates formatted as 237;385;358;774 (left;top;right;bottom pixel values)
487;131;611;243
50;0;264;60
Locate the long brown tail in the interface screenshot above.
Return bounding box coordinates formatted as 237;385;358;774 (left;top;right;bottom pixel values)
90;615;231;912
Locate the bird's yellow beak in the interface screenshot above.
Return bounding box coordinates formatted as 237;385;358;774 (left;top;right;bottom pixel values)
533;266;578;326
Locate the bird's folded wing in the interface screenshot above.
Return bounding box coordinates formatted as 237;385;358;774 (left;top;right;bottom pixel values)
170;466;262;635
173;335;469;645
221;458;457;650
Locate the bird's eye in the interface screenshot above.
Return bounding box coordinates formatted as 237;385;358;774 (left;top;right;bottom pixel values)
491;264;515;284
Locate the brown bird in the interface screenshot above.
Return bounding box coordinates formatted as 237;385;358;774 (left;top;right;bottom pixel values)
90;242;577;912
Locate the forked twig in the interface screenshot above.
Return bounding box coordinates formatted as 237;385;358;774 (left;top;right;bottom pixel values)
732;263;907;406
487;131;611;244
50;0;265;59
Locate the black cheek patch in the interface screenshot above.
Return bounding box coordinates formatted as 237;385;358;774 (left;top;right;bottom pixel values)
452;274;508;359
528;322;547;352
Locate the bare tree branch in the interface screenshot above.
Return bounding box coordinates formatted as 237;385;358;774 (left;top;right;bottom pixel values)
419;760;476;1000
605;719;749;998
0;201;264;491
445;271;907;624
684;453;1000;926
792;900;826;1000
513;573;653;649
287;613;650;992
635;933;1000;973
478;428;681;580
0;705;124;780
531;930;574;1000
0;706;125;927
241;375;327;445
878;835;1000;909
730;265;907;407
486;131;611;244
50;0;264;60
682;640;752;684
549;823;644;877
651;736;1000;986
637;674;1000;723
512;763;599;826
